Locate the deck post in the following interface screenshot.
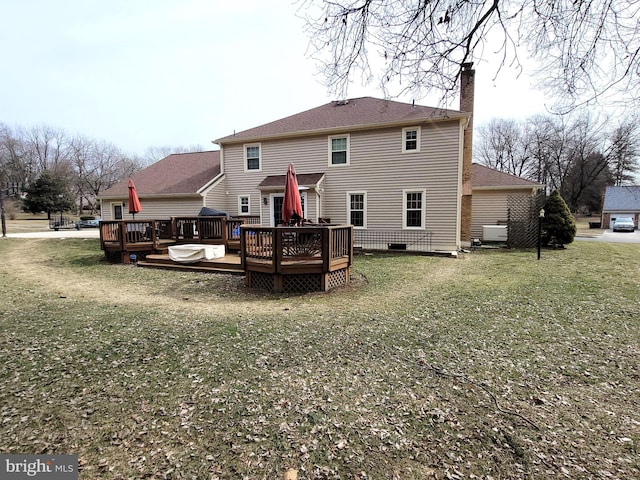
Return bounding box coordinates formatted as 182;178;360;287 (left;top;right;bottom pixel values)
119;221;127;263
349;226;354;265
274;228;283;274
119;221;125;251
322;227;331;272
239;226;247;268
150;220;157;248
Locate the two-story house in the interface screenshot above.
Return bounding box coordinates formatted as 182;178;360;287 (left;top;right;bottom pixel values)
100;66;479;254
211;96;470;253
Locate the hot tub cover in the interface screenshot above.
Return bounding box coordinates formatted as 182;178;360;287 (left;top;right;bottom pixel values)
168;244;225;263
198;207;228;217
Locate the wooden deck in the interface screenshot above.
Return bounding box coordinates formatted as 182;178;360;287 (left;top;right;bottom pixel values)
100;219;354;292
137;253;244;274
100;217;245;263
240;225;353;292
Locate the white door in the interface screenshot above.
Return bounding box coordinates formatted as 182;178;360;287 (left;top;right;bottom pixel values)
269;192;306;226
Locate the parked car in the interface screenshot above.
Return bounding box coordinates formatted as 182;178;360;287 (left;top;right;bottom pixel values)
76;216;101;229
612;217;635;232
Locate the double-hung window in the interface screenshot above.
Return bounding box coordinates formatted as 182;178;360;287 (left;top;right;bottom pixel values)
402;126;421;153
238;195;250;215
403;189;426;229
328;134;350;166
245;143;261;171
347;192;367;228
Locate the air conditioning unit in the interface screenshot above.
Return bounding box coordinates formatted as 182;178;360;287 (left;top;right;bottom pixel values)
482;225;508;242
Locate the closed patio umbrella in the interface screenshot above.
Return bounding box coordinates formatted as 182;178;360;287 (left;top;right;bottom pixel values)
282;163;303;226
128;179;142;219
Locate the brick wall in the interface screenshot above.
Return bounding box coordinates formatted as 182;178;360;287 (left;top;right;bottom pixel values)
460;63;475;244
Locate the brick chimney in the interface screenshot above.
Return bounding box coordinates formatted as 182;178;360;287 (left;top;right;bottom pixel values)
460;62;475;246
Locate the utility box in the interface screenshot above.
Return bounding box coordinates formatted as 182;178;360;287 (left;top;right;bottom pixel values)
482;225;508;242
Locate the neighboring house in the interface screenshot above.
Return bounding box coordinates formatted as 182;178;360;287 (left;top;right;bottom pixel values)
99;151;222;220
471;163;544;240
601;185;640;229
213;95;471;253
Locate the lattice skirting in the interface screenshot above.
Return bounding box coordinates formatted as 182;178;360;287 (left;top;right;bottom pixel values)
247;271;275;291
327;269;348;290
282;273;322;292
104;249;149;264
104;250;123;264
246;268;349;293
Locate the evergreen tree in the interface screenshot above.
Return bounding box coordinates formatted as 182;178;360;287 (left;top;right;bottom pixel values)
541;190;577;246
23;171;75;219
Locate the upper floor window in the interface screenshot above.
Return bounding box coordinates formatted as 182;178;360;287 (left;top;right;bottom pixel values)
347;192;367;228
403;189;426;229
245;143;261;171
402;127;421;153
328;134;350;166
238;195;250;215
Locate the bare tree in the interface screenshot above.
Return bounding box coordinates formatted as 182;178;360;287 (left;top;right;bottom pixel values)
301;0;640;109
70;135;142;213
2;122;154;213
524;115;559;187
0;123;29;193
142;144;206;166
559;113;611;211
605;117;640;186
21;125;74;182
476;119;532;177
475;110;639;211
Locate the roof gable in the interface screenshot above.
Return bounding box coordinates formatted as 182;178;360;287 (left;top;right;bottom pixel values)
100;151;221;197
215;97;467;144
602;185;640;210
472;163;543;189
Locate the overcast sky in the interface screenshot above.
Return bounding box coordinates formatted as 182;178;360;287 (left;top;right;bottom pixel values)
1;0;549;156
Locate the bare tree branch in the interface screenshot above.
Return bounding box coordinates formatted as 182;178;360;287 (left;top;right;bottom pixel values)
301;0;640;109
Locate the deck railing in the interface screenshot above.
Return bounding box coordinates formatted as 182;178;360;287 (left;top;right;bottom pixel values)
240;225;353;273
172;216;245;246
100;217;246;253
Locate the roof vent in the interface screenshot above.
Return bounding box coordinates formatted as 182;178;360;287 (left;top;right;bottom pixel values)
335;100;349;106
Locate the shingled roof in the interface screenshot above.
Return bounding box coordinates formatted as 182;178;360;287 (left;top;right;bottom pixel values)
602;185;640;211
472;163;543;189
257;173;325;190
101;151;221;197
215;97;468;144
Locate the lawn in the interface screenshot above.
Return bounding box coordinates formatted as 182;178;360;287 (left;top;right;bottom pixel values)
0;238;638;479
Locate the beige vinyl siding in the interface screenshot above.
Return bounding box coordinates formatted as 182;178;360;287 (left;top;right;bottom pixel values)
471;189;534;240
223;137;327;222
100;196;203;221
203;177;227;212
101;200;124;221
219;119;462;250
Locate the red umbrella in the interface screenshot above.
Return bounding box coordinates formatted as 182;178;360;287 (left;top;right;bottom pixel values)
282;163;303;226
128;179;142;219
